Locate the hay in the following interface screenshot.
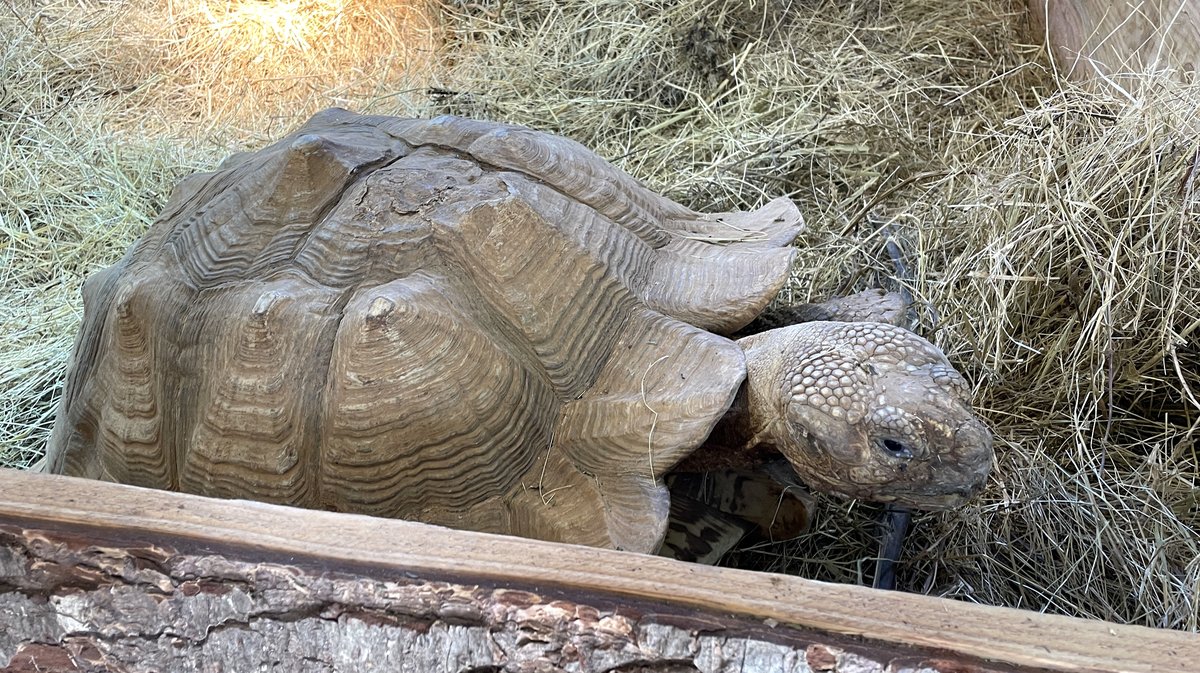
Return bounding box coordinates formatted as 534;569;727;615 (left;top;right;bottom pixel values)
2;0;1197;628
738;78;1200;628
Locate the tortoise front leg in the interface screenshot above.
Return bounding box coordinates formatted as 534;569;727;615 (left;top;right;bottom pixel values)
661;464;814;563
736;288;909;335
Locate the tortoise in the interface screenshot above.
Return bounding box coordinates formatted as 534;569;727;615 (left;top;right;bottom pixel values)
47;109;993;555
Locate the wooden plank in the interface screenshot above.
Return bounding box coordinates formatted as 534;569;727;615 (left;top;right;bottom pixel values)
0;516;978;673
1;468;1196;672
1029;0;1200;80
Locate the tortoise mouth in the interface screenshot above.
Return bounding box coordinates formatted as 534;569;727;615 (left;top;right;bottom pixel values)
864;469;989;511
873;486;980;511
806;466;989;511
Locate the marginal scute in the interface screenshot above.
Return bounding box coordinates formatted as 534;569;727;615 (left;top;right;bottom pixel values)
647;230;798;333
49;110;804;553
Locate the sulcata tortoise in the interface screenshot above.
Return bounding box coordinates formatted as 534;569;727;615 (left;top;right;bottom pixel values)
47;109;993;555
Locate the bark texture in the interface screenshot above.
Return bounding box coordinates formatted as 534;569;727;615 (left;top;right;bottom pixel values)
3;470;1196;673
1;524;979;673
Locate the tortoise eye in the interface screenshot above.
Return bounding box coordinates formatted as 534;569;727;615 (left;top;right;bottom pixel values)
878;438;914;459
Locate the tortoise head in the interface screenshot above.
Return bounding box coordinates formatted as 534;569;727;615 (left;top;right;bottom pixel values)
739;321;993;510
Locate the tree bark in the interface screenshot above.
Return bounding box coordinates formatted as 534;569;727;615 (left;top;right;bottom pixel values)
0;524;961;673
1;469;1196;673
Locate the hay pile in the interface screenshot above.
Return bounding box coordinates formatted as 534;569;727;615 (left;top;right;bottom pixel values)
2;0;1197;628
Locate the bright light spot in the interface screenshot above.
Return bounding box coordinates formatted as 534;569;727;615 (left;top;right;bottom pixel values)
199;0;349;53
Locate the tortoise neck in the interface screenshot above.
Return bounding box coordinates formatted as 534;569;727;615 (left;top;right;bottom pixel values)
710;385;756;451
672;385;775;473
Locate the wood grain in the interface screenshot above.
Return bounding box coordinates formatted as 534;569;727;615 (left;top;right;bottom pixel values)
0;487;999;673
2;469;1196;673
1030;0;1199;79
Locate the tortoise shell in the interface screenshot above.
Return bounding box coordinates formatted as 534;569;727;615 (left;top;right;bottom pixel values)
48;110;803;552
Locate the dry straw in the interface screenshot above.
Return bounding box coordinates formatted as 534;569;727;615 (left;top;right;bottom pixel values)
1;0;1196;628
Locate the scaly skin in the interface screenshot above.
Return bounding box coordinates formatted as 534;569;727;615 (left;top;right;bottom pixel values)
725;320;992;509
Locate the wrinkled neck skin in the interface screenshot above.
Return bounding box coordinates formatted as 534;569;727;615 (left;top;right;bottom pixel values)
677;386;782;473
687;349;819;474
711;321;995;512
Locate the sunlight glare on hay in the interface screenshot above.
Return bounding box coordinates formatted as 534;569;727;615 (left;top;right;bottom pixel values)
198;0;349;57
142;0;438;135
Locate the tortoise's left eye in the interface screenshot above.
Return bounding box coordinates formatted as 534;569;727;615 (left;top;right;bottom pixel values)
878;438;913;460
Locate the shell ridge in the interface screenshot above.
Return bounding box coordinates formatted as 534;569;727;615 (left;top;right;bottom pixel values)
385;116;682;248
306;275;362;510
47;263;127;477
161;118;408;289
267;144;413;272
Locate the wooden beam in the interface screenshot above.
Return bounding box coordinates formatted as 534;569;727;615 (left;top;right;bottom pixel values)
1029;0;1200;81
1;468;1195;672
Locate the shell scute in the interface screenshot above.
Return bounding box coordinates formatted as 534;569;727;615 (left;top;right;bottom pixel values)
322;272;557;522
431;192;641;399
293;149;480;287
165;120;408;288
180;274;342;505
95;275;169;486
74;262;195;489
